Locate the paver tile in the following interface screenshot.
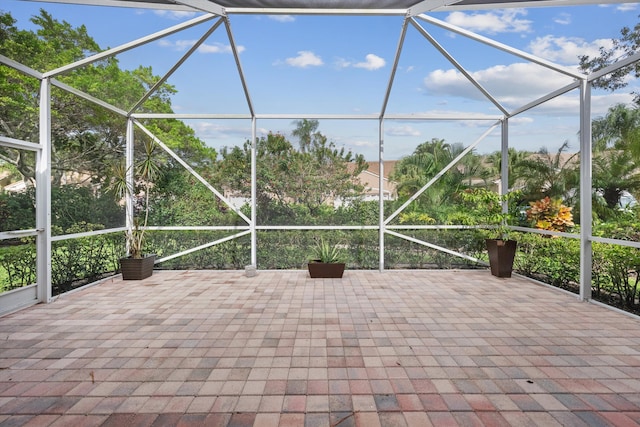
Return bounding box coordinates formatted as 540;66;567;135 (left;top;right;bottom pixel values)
0;270;640;425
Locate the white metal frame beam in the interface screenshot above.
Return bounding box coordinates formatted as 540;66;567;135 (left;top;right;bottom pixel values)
43;14;217;78
588;50;640;83
134;121;251;224
35;79;52;304
409;18;508;115
173;0;226;16
125;119;135;255
52;80;128;116
579;80;593;302
378;120;385;271
129;18;225;115
157;230;251;264
386;229;481;263
508;81;581;118
415;14;584;80
251;118;258;266
225;8;408;15
0;136;40;151
407;0;460;16
0;54;43;79
380;18;409;118
225;17;256;117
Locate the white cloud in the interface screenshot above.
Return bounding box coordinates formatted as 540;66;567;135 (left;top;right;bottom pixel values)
617;3;638;12
386;125;421;137
423;62;575;106
335;58;351;69
408;110;502;121
268;15;295;22
349;139;376;148
591;92;636;115
285;51;323;68
336;54;386;70
353;54;386;71
506;116;534;125
199;43;245;54
157;39;243;54
153;10;197;20
528;36;614;65
157;39;190;50
445;9;532;34
553;12;572;25
423;66;639;120
454;115;532;128
192;122;253;142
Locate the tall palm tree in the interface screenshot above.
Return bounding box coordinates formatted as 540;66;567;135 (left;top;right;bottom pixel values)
484;147;531;190
461;150;484;186
390;138;466;219
515;141;579;202
592;150;640;211
592;103;640;154
591;104;640;212
291;119;319;153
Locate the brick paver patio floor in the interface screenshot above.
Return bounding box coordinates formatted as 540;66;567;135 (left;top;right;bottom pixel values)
1;269;640;426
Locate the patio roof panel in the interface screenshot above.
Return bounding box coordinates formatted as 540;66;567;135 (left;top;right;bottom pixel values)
18;0;634;13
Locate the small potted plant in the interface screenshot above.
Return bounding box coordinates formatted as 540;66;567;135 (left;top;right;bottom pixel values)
108;139;162;280
460;187;521;278
307;238;346;278
118;218;155;280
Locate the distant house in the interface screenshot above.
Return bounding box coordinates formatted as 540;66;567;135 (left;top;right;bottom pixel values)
333;160;398;207
0;170;94;194
353;160;398;202
0;171;27;193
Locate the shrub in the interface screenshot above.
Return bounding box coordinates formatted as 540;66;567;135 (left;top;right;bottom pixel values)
593;243;640;312
526;197;574;232
0;239;36;292
514;232;580;290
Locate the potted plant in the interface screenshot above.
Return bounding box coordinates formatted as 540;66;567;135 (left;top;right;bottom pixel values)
108;139;163;280
307;238;346;278
118;218;155;280
460;188;521;278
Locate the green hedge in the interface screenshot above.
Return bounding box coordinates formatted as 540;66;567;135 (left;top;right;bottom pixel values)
3;227;640;316
0;225;123;296
0;239;36;292
593;243;640;314
514;232;581;290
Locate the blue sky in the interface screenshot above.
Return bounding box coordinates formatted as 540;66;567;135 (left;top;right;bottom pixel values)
4;0;640;160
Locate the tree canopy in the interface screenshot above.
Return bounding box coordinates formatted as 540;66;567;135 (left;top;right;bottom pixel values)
0;9;215;188
213;120;368;224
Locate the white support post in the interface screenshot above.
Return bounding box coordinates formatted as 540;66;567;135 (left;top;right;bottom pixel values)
125;119;135;255
251;118;257;266
501;118;509;204
379;119;385;272
36;78;52;303
579;80;593;301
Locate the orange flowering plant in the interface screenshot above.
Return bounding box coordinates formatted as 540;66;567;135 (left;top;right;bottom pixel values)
526;197;574;232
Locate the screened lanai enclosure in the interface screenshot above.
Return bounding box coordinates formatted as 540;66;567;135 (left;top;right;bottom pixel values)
2;0;640;316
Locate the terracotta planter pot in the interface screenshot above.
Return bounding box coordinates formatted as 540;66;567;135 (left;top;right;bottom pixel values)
119;254;156;280
307;261;345;278
486;239;517;278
